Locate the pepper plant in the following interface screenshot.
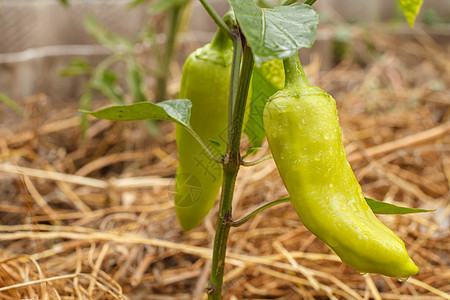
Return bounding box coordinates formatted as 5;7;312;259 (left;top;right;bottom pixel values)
85;0;429;298
60;0;191;135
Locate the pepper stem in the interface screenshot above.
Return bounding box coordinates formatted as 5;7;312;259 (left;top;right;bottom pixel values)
283;54;310;89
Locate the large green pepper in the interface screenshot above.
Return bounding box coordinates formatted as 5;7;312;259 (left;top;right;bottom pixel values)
263;54;418;278
175;29;232;231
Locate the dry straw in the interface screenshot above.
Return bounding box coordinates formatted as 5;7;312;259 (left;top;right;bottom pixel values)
0;27;449;299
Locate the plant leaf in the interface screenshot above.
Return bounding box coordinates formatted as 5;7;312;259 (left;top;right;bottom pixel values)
244;59;285;147
242;147;263;160
83;99;192;128
365;197;434;215
128;0;151;8
209;139;222;150
148;0;190;14
84;15;134;52
59;0;69;7
0;93;23;115
228;0;318;66
91;69;125;104
398;0;424;28
60;59;92;77
79;91;93;139
126;59;147;102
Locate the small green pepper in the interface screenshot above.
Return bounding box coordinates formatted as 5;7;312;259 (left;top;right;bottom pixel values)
175;28;232;231
263;54;418;278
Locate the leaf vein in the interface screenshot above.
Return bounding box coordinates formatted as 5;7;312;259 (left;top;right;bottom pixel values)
260;9;266;49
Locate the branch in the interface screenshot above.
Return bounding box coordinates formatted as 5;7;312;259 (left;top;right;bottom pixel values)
198;0;234;41
241;155;273;167
231;197;291;227
184;126;223;163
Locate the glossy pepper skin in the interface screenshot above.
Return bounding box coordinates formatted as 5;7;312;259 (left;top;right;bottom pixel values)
263;55;418;278
175;29;232;231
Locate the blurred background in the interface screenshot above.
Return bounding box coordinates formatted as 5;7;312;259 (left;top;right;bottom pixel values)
0;0;448;101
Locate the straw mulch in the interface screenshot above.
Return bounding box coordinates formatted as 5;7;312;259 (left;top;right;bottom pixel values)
0;27;449;300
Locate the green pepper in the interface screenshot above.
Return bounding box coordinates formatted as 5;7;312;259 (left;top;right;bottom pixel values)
263;54;418;278
175;28;232;231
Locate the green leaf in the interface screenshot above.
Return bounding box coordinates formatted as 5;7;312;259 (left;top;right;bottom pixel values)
128;0;151;8
59;0;69;7
91;69;125;104
228;0;318;66
60;59;92;77
282;195;433;215
83;99;192;128
126;60;147;102
398;0;424;28
208;139;222;150
0;93;23;115
242;147;263;160
148;0;190;14
79;91;93;139
84;15;134;52
365;197;434;215
244;59;285;147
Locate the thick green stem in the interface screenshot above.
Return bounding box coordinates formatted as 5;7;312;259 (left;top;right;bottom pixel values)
228;45;254;154
206;166;236;298
208;44;254;300
227;34;242;147
283;54;310;89
155;4;185;101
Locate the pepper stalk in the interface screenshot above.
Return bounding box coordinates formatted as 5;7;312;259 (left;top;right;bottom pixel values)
207;41;254;300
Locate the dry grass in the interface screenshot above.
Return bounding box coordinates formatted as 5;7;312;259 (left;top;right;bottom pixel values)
0;27;449;299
